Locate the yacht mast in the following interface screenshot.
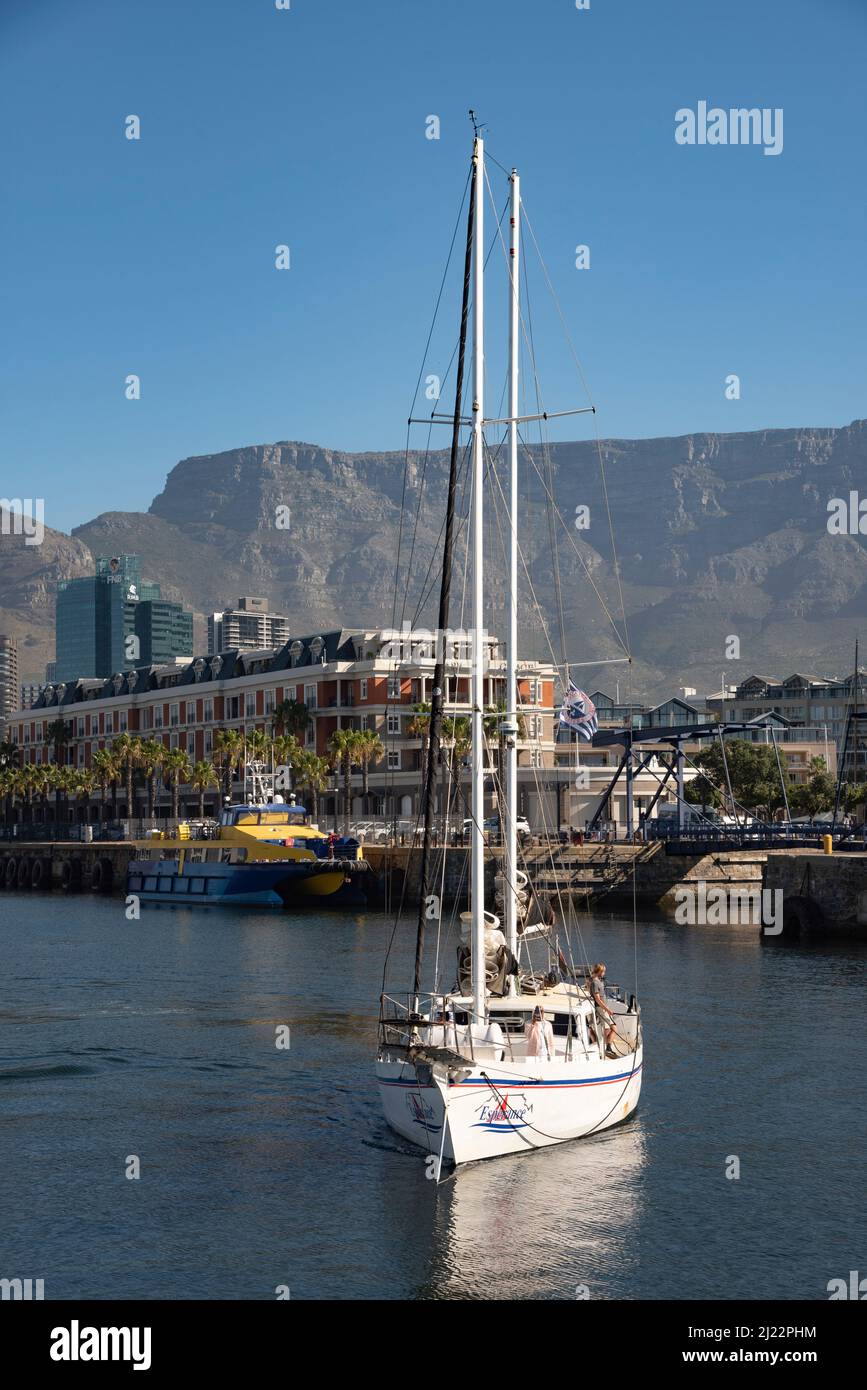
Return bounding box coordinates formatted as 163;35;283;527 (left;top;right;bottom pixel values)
410;154;476;1007
503;168;520;964
471;135;486;1023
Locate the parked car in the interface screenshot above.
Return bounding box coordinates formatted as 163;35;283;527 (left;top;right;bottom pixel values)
461;814;532;843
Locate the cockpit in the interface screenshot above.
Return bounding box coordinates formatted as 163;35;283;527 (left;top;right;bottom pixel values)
219;804;310;829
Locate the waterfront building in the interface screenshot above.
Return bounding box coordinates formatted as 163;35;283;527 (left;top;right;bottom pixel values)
6;628;558;826
20;682;44;711
0;634;19;727
706;670;867;779
55;555;192;681
208;598;291;654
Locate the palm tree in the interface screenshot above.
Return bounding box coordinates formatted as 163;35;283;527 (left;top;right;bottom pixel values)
0;768;14;829
0;739;19;770
442;715;472;818
190;759;219;820
92;749;117;825
245;728;272;770
214;728;243;800
355;730;384;812
54;766;77;831
138;738;165;819
71;770;94;825
31;763;53;827
328;728;363;836
272;697;309;741
45;717;72;768
272;733;302;792
162;748;191;821
293;751;331;825
407;702;431;769
112;733;142;820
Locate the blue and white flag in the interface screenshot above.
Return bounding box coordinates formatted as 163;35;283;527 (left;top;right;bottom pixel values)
559;682;598;741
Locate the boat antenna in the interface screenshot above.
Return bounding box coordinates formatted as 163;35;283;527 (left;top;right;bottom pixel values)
411;148;477;1008
469;108;486;138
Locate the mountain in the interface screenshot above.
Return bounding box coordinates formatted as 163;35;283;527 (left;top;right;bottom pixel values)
2;420;865;697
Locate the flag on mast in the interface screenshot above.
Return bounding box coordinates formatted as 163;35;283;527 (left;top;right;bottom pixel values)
559;682;598;741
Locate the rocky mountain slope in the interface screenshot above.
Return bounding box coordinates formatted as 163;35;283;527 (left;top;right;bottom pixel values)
3;420;865;698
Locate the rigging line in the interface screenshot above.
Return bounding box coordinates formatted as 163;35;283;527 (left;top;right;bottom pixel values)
392;165;471;649
520;229;568;673
520;201;632;659
406;164;472;419
517;427;631;658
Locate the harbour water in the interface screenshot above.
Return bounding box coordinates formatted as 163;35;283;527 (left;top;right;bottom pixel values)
1;892;865;1301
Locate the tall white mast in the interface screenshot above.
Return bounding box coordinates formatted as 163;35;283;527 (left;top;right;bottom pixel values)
471;136;486;1023
503;168;520;965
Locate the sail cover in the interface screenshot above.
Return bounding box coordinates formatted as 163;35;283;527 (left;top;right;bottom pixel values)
559;682;598;741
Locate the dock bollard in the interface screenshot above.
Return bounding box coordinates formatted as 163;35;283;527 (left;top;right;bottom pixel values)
823;834;833;855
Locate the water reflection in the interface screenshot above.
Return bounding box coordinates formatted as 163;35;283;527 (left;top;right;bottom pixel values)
416;1117;647;1300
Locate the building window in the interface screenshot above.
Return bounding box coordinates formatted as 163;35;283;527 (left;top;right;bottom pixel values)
91;743;99;761
186;701;195;724
387;676;401;700
105;714;113;735
387;713;400;735
305;722;315;748
170;734;178;750
264;689;275;717
387;749;401;771
530;748;542;768
170;703;179;727
154;708;164;729
141;707;151;730
204;698;214;722
119;710;127;732
204;729;213;755
305;684;316;710
245;692;256;718
360;679;368;701
187;733;196;757
78;744;85;767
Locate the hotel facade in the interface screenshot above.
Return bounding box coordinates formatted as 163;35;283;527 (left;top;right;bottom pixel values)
6;628;560;828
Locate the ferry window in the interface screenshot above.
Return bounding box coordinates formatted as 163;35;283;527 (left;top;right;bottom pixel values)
144;877;157;892
259;812;290;825
235;812;259;824
174;878;189;893
189;877;205;892
159;878;172;892
128;876;142;893
206;879;223;893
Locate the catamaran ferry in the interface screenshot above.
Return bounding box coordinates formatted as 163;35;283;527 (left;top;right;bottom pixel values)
127;794;369;908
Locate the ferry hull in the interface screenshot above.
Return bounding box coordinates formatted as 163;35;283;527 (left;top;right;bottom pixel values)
128;859;367;908
376;1048;642;1165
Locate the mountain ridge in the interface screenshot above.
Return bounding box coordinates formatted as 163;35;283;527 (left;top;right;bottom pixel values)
2;419;864;696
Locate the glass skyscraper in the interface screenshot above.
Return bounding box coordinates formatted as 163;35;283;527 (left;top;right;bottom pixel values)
55;555;193;681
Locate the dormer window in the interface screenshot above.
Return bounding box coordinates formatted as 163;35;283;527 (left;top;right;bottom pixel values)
193;658;205;681
289;640;303;667
211;656;223;679
310;636;324;663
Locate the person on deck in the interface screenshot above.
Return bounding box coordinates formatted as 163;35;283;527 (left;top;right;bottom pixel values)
587;962;617;1057
525;1005;555;1061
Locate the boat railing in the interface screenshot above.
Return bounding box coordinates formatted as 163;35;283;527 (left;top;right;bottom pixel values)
378;991;485;1061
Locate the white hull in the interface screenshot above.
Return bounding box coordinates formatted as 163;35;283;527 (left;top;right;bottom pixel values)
377;1046;642;1166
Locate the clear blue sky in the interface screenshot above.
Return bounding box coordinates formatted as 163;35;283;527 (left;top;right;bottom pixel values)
2;0;865;534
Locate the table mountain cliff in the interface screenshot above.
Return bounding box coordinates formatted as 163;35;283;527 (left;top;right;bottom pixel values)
3;420;865;699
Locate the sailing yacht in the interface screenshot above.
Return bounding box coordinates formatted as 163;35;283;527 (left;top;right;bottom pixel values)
375;133;643;1167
